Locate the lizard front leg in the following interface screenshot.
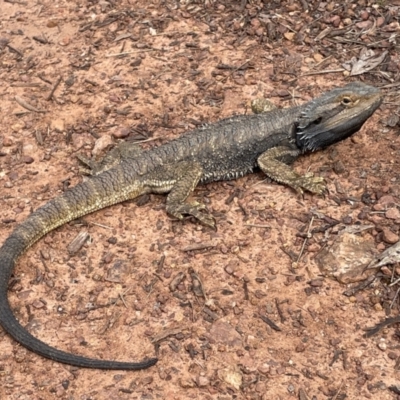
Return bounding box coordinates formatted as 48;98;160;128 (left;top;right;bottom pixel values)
257;146;326;195
165;162;215;228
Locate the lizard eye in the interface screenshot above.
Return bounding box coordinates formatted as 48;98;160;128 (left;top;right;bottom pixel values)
341;97;352;105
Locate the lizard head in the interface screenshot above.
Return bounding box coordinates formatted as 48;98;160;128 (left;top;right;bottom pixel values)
295;82;382;152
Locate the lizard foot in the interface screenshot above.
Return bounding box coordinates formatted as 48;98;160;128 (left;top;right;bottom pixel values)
77;142;142;176
76;154;97;176
295;174;327;195
167;202;216;229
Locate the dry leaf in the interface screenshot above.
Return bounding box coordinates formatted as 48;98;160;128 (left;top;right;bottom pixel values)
348;49;388;76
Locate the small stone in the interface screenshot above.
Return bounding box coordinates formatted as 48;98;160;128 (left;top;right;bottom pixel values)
224;265;234;274
380;266;392;276
232;20;242;31
283;32;295;41
258;364;270;375
331;15;341;27
385;208;400;220
378;195;396;206
71;134;86;149
14;349;27;363
360;10;369;20
255;382;267;393
21;155;34;164
61;380;70;389
307;243;320;252
313;53;324;63
276;366;286;375
334;160;345;174
356;20;373;29
251;18;261;28
179;377;195;388
376;243;386;251
342;216;352;224
11;122;25;132
51;118;65;132
295;343;306;352
287;4;299;11
92;135;114;157
3;137;13;146
276;89;290;97
112;126;131;139
383;22;400;32
377;341;387;351
309;279;323;287
32;300;45;308
326;2;335;11
255;28;264;36
69;95;79;104
196;375;209;387
47;20;58;28
381;227;399;244
103;253;113;263
208;320;242;347
59;36;70;46
330;338;341;346
9;171;18;181
376;17;385;28
383;115;400;127
372;213;385;223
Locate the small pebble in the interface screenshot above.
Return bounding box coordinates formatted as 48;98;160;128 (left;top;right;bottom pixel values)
112;126;131;139
381;227;399;244
385;208;400;220
377;341;387;351
21;155;34;164
360;10;369;20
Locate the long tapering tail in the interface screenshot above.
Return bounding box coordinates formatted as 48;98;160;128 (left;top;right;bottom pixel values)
0;171;157;370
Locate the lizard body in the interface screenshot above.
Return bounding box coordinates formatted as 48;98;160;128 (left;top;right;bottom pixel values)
0;82;382;370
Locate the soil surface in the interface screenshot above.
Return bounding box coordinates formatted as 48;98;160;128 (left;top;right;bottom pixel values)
1;1;400;399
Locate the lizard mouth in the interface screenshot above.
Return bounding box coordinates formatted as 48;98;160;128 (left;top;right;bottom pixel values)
305;116;322;128
296;84;383;152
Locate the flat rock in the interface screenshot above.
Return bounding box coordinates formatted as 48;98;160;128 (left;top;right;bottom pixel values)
208;320;242;347
315;229;376;284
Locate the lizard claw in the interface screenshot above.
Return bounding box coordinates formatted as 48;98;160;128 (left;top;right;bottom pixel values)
297;175;327;195
196;213;217;230
166;203;216;229
76;154;97;176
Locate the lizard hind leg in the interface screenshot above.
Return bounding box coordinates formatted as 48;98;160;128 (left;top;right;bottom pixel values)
155;161;216;229
257;146;327;195
77;141;143;176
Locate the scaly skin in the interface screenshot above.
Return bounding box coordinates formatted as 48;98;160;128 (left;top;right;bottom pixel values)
0;82;382;370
